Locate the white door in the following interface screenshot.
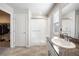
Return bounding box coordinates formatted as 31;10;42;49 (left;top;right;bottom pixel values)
30;19;47;46
15;14;26;47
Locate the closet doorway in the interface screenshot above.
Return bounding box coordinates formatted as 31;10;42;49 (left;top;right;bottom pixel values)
0;10;10;47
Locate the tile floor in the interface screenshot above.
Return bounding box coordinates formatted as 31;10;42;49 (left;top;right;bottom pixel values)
0;45;48;56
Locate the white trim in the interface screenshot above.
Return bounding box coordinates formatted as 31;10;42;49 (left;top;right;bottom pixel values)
28;9;31;47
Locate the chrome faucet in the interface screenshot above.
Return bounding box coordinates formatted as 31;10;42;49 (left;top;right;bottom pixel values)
63;33;69;42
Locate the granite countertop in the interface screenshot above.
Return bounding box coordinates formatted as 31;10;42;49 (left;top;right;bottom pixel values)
59;42;79;56
58;35;79;56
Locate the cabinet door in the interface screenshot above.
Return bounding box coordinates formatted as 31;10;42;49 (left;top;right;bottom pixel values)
47;40;58;56
15;14;26;47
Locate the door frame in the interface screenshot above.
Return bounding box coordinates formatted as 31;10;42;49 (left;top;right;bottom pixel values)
0;9;12;48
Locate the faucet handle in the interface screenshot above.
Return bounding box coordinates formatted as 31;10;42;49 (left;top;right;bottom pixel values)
63;33;68;36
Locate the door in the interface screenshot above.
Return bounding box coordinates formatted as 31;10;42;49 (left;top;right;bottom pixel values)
15;14;26;47
30;19;47;46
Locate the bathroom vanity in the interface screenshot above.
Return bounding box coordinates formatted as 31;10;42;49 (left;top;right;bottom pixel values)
47;36;79;56
47;4;79;56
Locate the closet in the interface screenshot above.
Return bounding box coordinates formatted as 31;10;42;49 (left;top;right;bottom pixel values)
0;10;10;47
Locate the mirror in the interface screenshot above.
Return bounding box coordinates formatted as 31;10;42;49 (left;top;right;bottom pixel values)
53;9;60;36
75;10;79;38
61;13;74;37
61;4;79;39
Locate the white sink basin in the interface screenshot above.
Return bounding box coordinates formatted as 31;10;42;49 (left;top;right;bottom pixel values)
51;37;76;49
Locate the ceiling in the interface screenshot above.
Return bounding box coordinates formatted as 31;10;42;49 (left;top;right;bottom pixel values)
62;3;79;16
7;3;54;17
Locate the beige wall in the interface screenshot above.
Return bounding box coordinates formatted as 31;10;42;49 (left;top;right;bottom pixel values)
0;10;10;23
